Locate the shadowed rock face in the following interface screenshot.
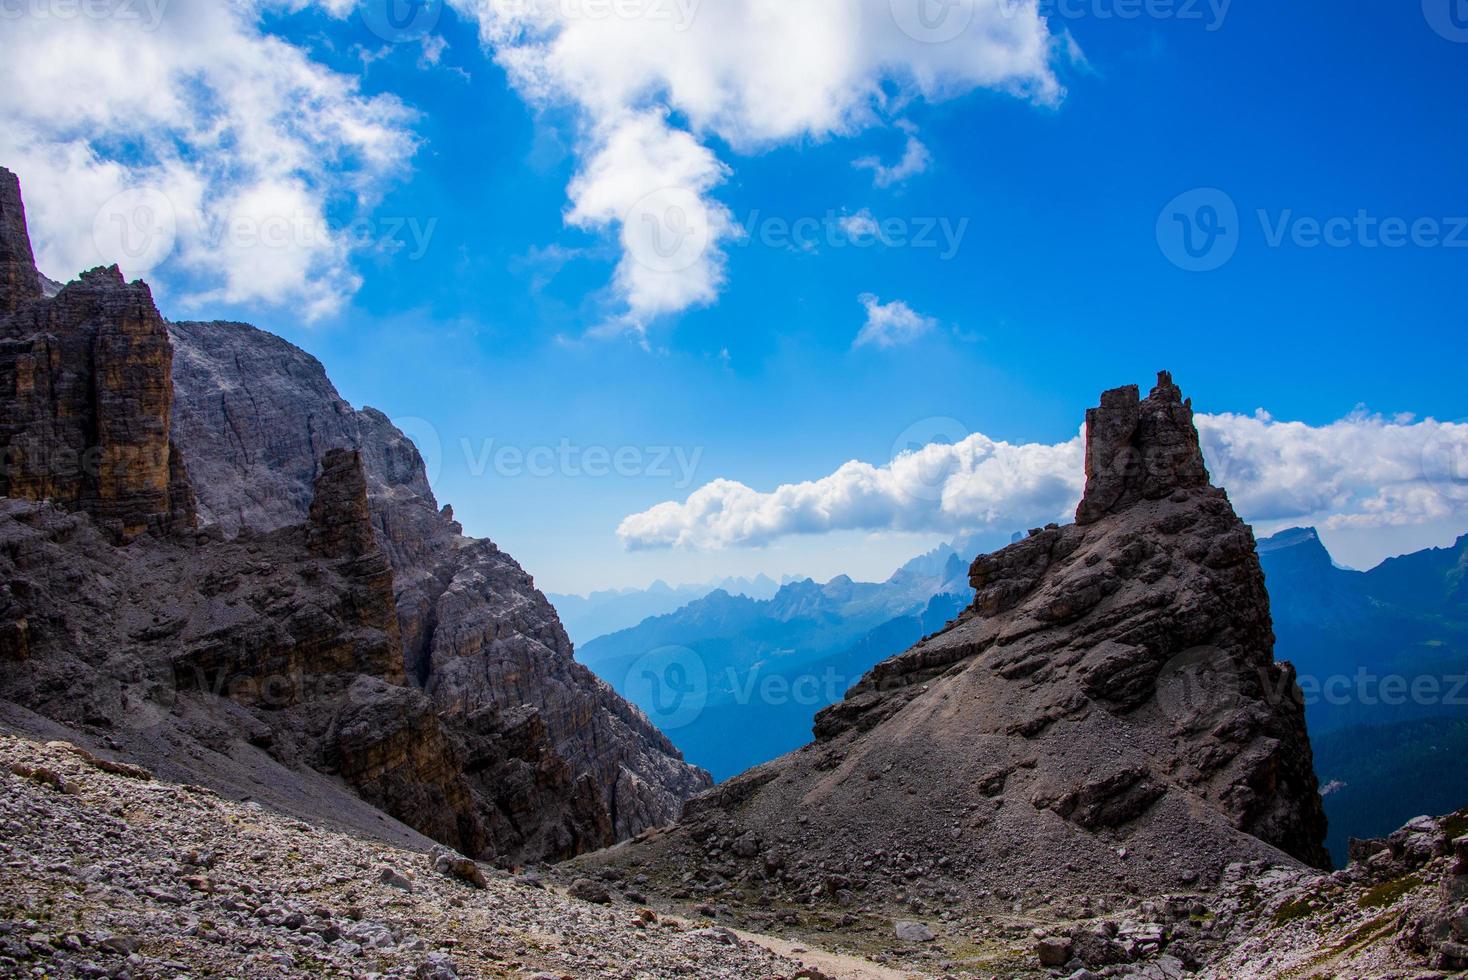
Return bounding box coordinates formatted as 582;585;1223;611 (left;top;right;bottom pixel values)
166;320;712;841
819;373;1327;870
0;168;706;863
599;373;1328;912
0;214;196;542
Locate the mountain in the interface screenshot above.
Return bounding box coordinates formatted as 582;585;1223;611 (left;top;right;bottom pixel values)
1260;525;1468;735
1258;525;1468;862
582;372;1329;931
0;166;708;865
576;546;973;779
547;574;780;646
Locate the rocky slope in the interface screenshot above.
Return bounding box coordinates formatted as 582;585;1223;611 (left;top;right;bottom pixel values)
7;732;1462;980
0;165;705;865
576;373;1329;931
0;735;799;979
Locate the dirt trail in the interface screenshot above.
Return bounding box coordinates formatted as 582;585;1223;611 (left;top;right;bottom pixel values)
731;927;930;980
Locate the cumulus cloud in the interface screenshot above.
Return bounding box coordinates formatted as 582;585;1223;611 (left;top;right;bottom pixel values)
854;121;933;188
452;0;1061;334
1196;411;1468;531
617;410;1468;550
854;294;938;349
838;209;883;242
0;2;416;320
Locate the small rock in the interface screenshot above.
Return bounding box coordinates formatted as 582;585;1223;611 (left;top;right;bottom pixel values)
378;867;415;892
430;846;487;889
894;921;936;942
1037;935;1072;967
416;952;459;979
567;878;611;905
98;935;141;956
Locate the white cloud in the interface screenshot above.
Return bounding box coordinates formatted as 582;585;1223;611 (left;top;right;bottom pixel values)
854;294;938;349
617;410;1468;550
567;110;735;329
854;121;932;188
1196;411;1468;531
838;209;883;242
452;0;1061;334
0;2;416;320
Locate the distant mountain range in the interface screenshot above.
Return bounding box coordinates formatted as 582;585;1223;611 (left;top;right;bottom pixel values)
547;575;782;647
569;524;1468;862
1256;526;1468;863
574;541;975;780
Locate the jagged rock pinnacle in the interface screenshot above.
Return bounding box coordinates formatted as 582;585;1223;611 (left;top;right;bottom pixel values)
1076;369;1211;525
309;449;378;559
0;167;42;314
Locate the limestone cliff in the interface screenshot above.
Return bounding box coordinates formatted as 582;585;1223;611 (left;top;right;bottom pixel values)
0;166;41;313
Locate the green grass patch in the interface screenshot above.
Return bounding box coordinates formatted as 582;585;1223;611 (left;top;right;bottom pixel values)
1358;874;1423;910
1273;895;1321;925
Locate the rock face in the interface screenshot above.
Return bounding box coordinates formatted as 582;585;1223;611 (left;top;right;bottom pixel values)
1075;371;1209;525
167;319;710;840
0;167;41;313
0;181;195;543
0;168;706;865
599;373;1328;912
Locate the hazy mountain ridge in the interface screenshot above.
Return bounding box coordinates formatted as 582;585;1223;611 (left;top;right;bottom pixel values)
577;547;974;779
1258;525;1468;862
548;574;781;646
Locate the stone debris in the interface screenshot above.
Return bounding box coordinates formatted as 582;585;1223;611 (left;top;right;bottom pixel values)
0;736;799;979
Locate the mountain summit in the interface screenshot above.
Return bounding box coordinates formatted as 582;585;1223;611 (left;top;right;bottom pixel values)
0;167;708;865
586;372;1329;913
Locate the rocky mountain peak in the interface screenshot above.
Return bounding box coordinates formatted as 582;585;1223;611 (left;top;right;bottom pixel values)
0;167;41;314
596;371;1328;916
0;168;710;867
1077;369;1210;525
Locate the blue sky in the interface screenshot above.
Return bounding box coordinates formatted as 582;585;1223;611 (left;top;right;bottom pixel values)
4;1;1467;593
